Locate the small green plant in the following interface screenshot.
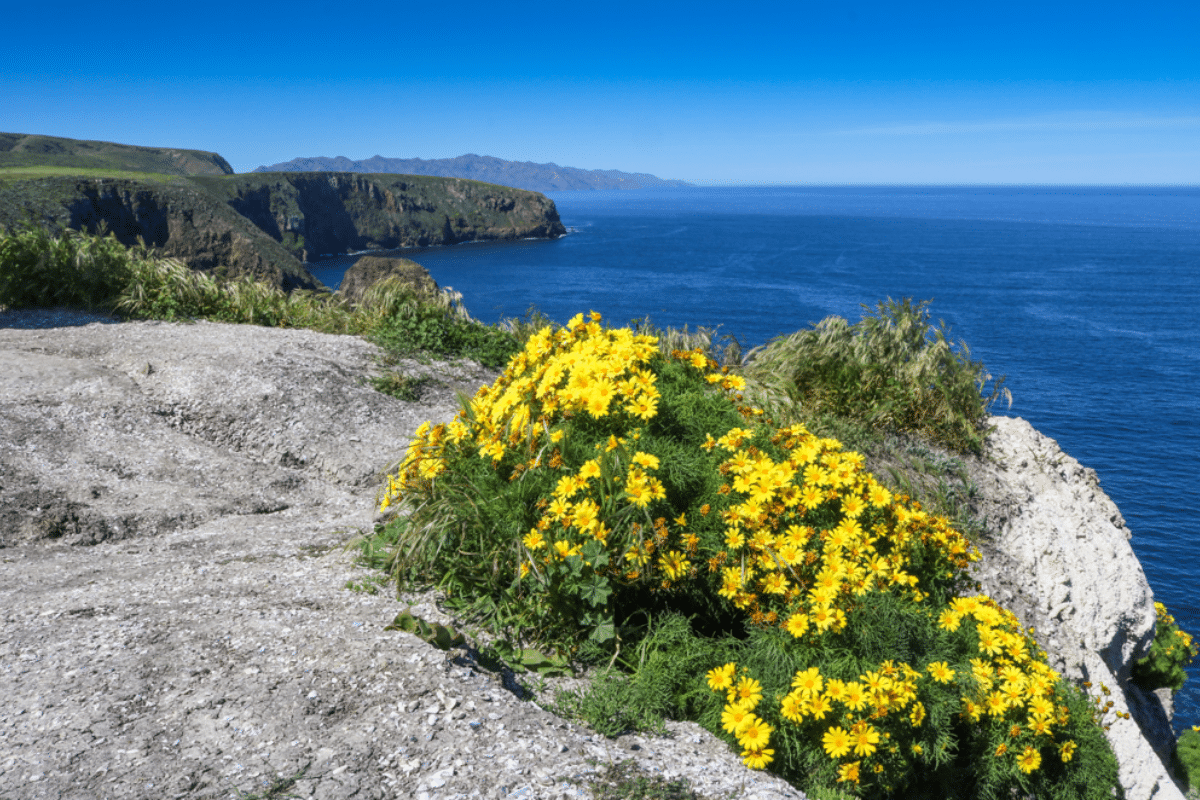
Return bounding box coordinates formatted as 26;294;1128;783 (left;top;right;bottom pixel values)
575;759;710;800
1132;601;1199;693
232;766;307;800
744;298;1010;454
369;301;520;368
1174;727;1200;796
370;371;436;402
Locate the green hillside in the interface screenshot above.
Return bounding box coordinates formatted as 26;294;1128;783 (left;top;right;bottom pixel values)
0;133;234;177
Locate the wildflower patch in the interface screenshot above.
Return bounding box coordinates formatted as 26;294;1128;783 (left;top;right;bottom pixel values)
375;312;1120;799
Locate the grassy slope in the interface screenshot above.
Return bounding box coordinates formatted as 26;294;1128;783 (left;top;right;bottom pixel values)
0;132;233;176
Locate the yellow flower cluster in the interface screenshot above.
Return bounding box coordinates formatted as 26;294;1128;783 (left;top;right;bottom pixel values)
702;424;1085;778
1153;601;1199;663
709;423;974;633
707;662;775;769
941;595;1079;771
379;311;661;511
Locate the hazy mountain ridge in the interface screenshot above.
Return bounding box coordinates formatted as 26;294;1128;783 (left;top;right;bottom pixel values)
252;153;691;192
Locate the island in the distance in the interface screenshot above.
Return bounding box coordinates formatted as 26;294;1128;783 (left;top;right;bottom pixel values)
253;153;692;193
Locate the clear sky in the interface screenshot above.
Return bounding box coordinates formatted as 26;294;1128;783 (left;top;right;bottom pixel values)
4;0;1199;185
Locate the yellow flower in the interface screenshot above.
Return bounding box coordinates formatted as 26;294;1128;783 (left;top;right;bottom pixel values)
843;681;868;711
721;703;754;734
927;661;956;683
658;550;690;581
578;459;602;480
784;612;809;638
823;726;852;759
1060;740;1077;762
852;724;880;757
632;452;660;470
737;717;773;750
836;760;861;784
522;530;546;550
706;663;737;692
1017;746;1041;773
741;746;774;769
791;667;824;697
807;694;832;720
730;676;763;708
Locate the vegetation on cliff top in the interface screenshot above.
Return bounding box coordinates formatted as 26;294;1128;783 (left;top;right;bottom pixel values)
364;310;1121;798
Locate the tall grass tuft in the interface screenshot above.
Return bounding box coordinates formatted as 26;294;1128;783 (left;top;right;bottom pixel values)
0;224;138;310
743;298;1010;454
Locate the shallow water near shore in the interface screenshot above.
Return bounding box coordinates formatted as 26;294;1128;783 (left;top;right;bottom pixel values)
313;185;1200;733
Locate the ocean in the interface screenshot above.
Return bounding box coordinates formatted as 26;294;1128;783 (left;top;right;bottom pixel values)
308;186;1200;733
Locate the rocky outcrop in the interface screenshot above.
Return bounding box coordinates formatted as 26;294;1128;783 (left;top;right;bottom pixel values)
0;313;804;800
969;416;1184;800
336;255;438;305
0;176;326;291
191;172;568;262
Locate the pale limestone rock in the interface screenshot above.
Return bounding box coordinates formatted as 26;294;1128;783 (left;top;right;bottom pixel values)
969;416;1184;800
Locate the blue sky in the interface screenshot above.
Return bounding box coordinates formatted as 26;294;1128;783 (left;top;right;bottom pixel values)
4;0;1199;184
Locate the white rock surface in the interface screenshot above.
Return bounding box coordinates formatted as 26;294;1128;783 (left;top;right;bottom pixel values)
969;416;1184;800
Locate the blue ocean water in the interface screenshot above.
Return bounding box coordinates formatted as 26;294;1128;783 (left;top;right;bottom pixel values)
311;186;1200;733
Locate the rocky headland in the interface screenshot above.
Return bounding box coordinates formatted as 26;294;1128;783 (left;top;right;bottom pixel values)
0;133;568;294
0;312;1186;799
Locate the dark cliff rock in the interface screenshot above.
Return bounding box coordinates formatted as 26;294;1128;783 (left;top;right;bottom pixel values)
190;172;567;261
0;176;325;291
336;256;437;305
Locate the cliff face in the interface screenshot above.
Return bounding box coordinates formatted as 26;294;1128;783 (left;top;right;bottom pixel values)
191;172;567;262
969;417;1184;800
0;171;567;292
0;176;325;291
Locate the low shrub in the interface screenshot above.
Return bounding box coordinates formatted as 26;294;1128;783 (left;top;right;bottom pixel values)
1132;601;1199;693
374;311;1119;799
0;223;138;309
0;225;517;367
1175;727;1200;796
744;298;1010;454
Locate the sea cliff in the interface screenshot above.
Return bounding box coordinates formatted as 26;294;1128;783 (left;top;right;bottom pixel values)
0;313;1186;799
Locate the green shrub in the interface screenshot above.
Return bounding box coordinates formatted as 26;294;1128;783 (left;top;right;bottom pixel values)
369;304;519;368
1132;601;1198;693
372;311;1118;799
1174;727;1200;795
0;224;138;309
744;298;1010;454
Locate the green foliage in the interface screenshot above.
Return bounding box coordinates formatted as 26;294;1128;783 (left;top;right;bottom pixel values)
744;298;1010;454
574;760;709;800
370;301;520;368
552;613;735;737
371;313;1119;800
1132;602;1199;693
370;371;435;402
0;223;137;309
0;224;523;372
1174;728;1200;796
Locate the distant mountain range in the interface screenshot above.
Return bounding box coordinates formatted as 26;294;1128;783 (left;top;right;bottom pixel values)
251;154;691;192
